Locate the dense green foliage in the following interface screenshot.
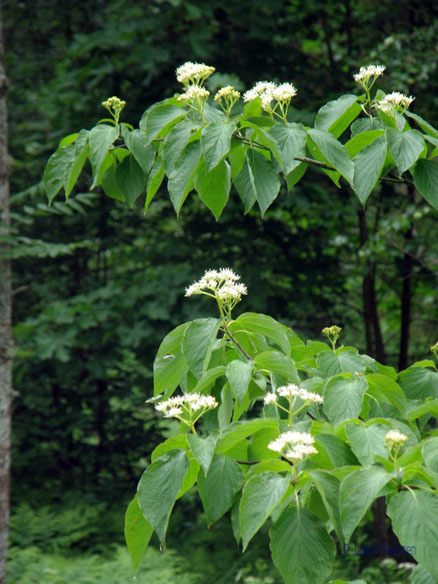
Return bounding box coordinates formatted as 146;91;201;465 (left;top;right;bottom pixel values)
4;1;438;582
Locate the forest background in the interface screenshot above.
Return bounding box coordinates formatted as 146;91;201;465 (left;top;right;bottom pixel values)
3;1;438;582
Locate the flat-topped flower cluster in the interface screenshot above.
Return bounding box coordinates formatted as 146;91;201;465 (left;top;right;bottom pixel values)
155;393;218;418
264;383;323;406
185;268;247;315
243;81;297;112
268;430;317;463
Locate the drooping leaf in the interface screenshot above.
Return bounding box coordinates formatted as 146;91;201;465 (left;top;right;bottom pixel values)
413;159;438;209
142;100;186;143
270;506;335;584
137;450;188;547
115;154;146;206
340;466;393;543
163;122;195;175
386;128;425;174
366;373;407;412
168;140;202;215
194;158;231;219
315;94;361;138
101;162;125;202
307;128;354;186
254;351;300;384
181;318;220;379
234;149;281;216
345;423;389;465
89;124;119;177
317;350;366;378
307;469;344;545
226;360;253;404
269;124;307;175
324;375;367;424
201;120;235;171
352;135;387;205
422;437;438;475
64;129;90;199
399;366;438;400
233;313;290;355
125;129;156;174
187;434;218;477
124;496;153;574
44;145;76;203
215;419;279;454
387;491;438;580
345;130;385;158
198;453;244;526
240;472;290;550
145;156;165;213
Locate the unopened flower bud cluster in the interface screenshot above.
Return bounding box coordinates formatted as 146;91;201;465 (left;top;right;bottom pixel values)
268;430;317;462
264;383;323;406
101;96;126;122
384;429;408;448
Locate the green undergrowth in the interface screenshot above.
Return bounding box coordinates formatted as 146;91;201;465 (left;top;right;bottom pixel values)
7;499;415;584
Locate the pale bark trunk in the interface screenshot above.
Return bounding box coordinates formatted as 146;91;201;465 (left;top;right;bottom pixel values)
0;2;12;581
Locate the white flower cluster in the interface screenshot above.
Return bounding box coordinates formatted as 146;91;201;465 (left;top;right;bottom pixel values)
185;268;247;305
268;430;317;462
214;86;241;102
155;393;218;418
176;62;215;86
243;81;297;111
177;85;210;103
384;429;408;447
353;65;386;84
376;92;415;115
264;383;323;405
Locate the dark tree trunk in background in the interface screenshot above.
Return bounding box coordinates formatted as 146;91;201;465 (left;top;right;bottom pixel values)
0;3;12;581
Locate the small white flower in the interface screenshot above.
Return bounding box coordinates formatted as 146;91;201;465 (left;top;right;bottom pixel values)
272;83;297;101
268;430;316;454
276;384;323;404
385;429;408;447
375;92;415;115
353;65;386;84
264;392;277;405
164;407;183;418
178;85;210;103
185;268;247;309
176;62;215;85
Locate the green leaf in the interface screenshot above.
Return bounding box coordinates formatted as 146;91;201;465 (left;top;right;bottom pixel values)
286;161;308;190
201;120;235;171
142;100;186;143
308;469;344;545
233;313;290;355
182;318;220;379
399;366;438;400
151;435;188;462
234;149;281;216
168;140;202;215
124;496;153;574
307;128;354;185
216;419;279;454
270;124;307;175
198;454;243;526
125;129;156;174
115;154;146;206
405;112;438;138
137;450;188;547
154;323;189;396
340;466;393;543
44;145;76;203
187;434;217;476
194;158;231;219
192;366;227;394
352;135;387;205
324;375;367;424
64;129;90;199
345;130;385;158
411;565;435;584
145;156;165;213
407;399;438;420
317;350;365;378
422;437;438;475
226;360;253;404
366;373;407;412
313;434;358;469
89;124;119;177
101;163;125;201
345;423;389;465
387;491;438;580
386;128;425;174
240;472;290;551
270;506;335;584
315;95;361;138
254;351;300;383
163;122;195;175
413;159;438;209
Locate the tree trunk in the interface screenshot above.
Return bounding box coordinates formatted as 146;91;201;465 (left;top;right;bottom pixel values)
0;3;12;582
